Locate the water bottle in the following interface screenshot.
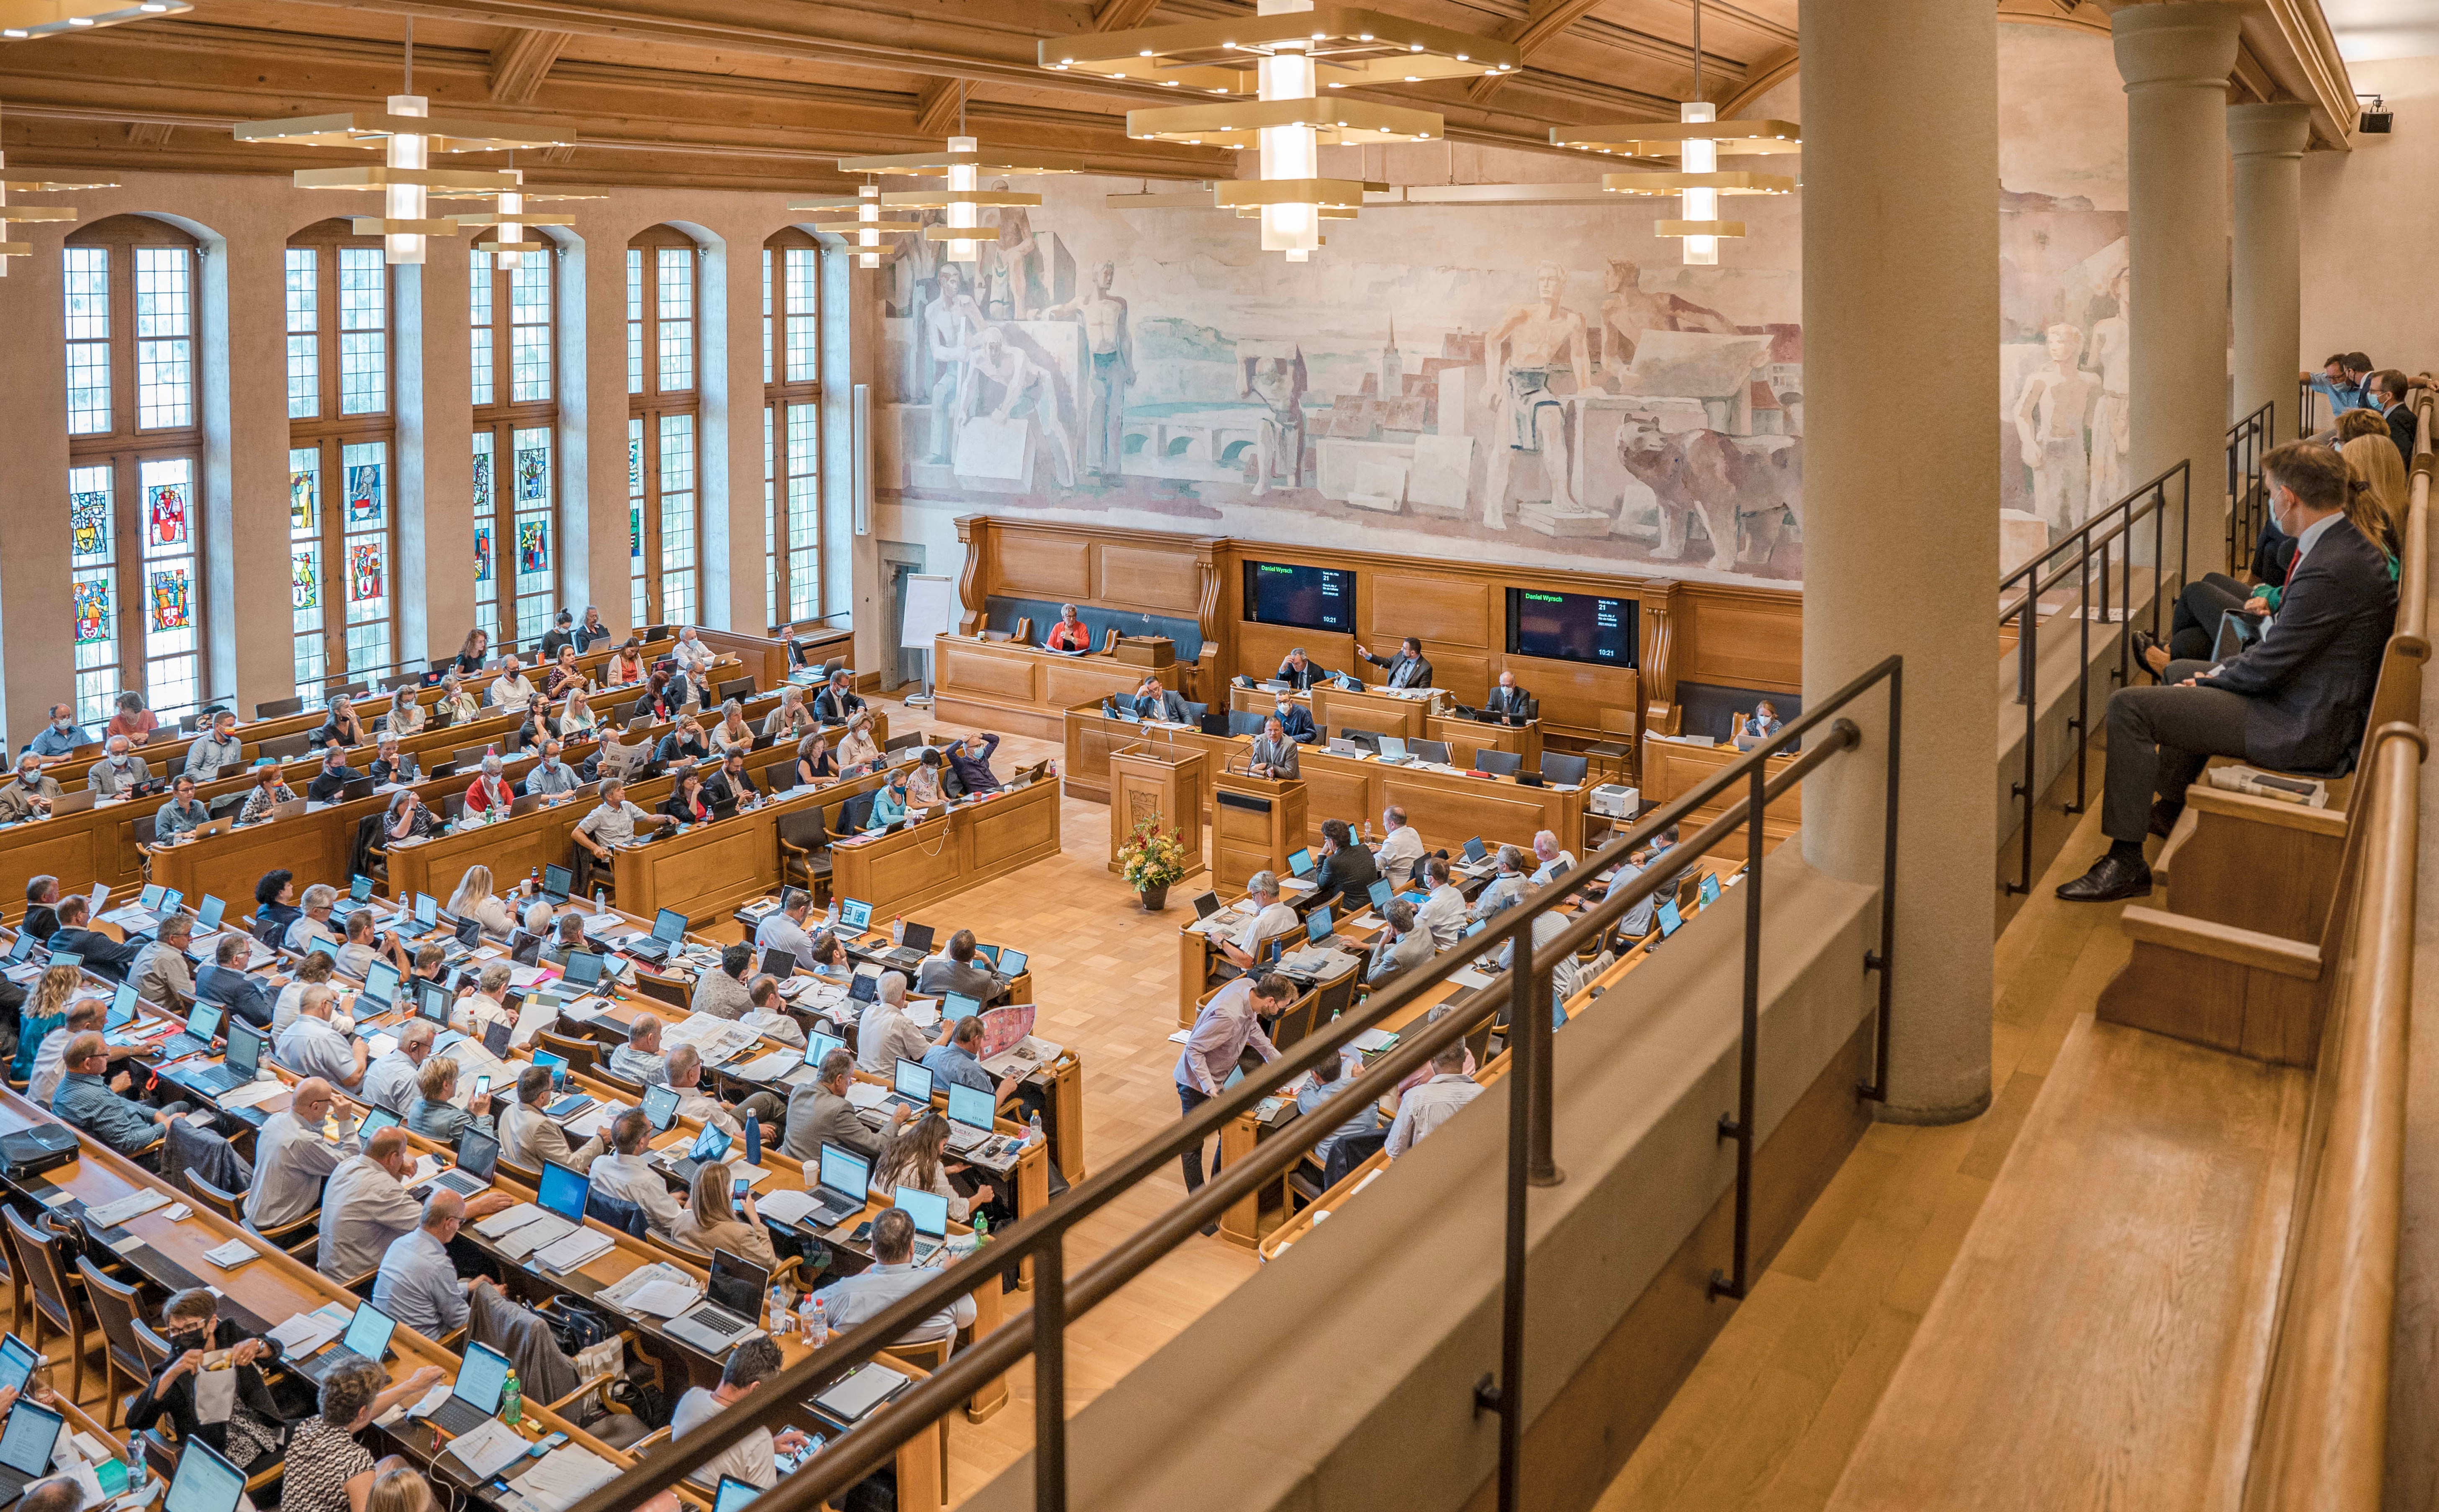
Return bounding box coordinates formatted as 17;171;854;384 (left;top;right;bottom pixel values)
1028;1112;1046;1148
891;915;906;947
743;1109;762;1167
500;1369;521;1426
800;1294;827;1345
767;1284;791;1335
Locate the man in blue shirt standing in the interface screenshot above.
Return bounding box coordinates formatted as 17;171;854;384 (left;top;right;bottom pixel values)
24;704;90;767
2304;352;2374;419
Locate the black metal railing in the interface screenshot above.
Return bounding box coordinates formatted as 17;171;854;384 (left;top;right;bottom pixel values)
2228;400;2274;576
556;658;1908;1512
2298;375;2320;440
1996;461;2192;896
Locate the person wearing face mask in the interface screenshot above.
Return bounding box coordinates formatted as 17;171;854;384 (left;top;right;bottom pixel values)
86;734;153;796
2060;441;2398;902
0;756;62;823
126;1288;288;1472
574;604;612;653
23;703;90;767
154;774;213;839
526;738;581;798
488;656;537;714
1268;693;1317;744
306;746;365;803
184;709;245;780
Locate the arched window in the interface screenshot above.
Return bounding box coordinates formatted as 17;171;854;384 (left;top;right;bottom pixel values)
65;215;206;725
763;228;822;631
471;241;559;643
628;226;700;628
284;217;397;704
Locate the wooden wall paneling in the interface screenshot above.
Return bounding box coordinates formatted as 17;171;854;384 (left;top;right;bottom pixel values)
1239;621;1354;682
1096;543;1204;614
1042;656;1166;711
955;516;990;634
1367;573;1492;650
1431;651;1494;706
938;642;1042;703
1678;589;1804;694
1378;774;1570;855
1298;766;1374;845
993;532;1095;602
1507;654;1640;738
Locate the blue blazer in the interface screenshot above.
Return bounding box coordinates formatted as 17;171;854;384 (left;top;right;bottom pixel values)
1271;703;1318;744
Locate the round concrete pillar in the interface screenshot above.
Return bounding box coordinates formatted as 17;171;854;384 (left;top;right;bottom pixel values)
2114;2;2243;575
1799;0;1998;1124
2228;102;2313;442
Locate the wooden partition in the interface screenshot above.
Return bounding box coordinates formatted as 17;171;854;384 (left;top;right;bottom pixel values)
952;515;1802;762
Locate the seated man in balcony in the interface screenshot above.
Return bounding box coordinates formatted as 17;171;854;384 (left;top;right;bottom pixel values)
2058;441;2397;903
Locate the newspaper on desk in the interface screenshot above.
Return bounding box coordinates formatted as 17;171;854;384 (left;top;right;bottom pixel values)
531;1225;614;1273
85;1188;172;1228
509;1446;621;1512
660;1012;761;1067
214;1078;286;1111
597;1262;699;1316
983;1035;1061;1080
728;1049;800;1083
1279;947;1361;979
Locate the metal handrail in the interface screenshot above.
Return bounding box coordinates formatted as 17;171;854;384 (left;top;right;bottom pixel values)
2228;399;2274;576
1995;461;2191;895
558;656;1907;1512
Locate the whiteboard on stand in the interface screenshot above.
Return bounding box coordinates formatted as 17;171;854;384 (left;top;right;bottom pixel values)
900;574;960;651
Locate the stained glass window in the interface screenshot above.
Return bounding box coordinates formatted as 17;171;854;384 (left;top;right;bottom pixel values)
286;249;320;419
289;222;397;703
338;246;387;416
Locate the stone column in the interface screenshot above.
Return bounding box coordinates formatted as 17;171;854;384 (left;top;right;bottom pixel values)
2115;2;2243;576
1799;0;1998;1123
396;248;475;666
2228;102;2312;443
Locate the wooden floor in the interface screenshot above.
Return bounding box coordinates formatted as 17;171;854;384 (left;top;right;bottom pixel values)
1591;750;2147;1512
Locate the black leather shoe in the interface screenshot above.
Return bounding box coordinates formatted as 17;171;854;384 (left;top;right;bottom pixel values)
2055;852;2154;903
2148;801;2184;839
2131;630;2164;681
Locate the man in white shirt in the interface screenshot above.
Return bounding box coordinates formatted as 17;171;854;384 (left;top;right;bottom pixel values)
1528;829;1577;884
1414;856;1469;948
807;1208;977;1344
488;656;537;714
246;1077;349;1231
671;627;716;677
1216;871;1300;974
321;1126;510;1279
590;1109;685;1237
740;976;806;1049
1493;885;1584;1007
498;1065;607;1173
751;889;815;962
1374;805;1426;889
665;1045;743;1138
362;1020;434;1115
284;884;342;955
609;1014;668;1086
669;1337;811;1490
856;972;930;1074
275;985;368;1089
1385;1044;1482;1158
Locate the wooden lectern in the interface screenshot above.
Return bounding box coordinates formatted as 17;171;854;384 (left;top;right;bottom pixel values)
1213;768;1306;894
1108;742;1210;878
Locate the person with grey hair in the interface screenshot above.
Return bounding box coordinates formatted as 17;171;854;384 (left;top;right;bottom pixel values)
574;776;668;860
18;1479;88;1512
87;733;152;796
784;1047;894;1160
1043;601;1091;652
856;971;930;1074
539;910;589;968
285;882;343;953
463;750;517;817
1468;845;1529;922
1365;899;1434;986
500;1063;607;1173
1217;870;1300;973
712;698;756;755
451;961;517;1041
434;670;480;724
277;986;367;1088
134;910;198;1011
362;1019;435;1115
0;754;61;822
380;685;426;736
610;1014;668;1086
591;1109;685;1237
805;1207;977;1345
373;1189;493;1341
369;732;420;787
1529;828;1576;883
305;743;365;803
1273;647;1323;691
527;736;581;797
406;1055;492;1143
247;1077;350;1230
334;906;404;979
487;654;537;714
574;603;612;653
812;666;865;726
314;694;367;751
184;707;245;779
1415;855;1468;947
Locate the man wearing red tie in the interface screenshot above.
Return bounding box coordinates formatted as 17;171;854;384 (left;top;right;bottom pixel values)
461;752;517;816
1043;603;1092;653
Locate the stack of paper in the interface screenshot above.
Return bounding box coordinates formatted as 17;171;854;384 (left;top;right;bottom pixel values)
842;1082;891;1112
510;1447;620;1512
474;1203;545;1239
729;1050;798;1083
85;1189;172;1228
756;1189;818;1226
201;1238;259;1270
218;1080;286;1111
563;1102;624;1141
445;1418;533;1478
621;1279;702;1318
598;1262;695;1313
533;1228;614;1272
266;1309;344;1356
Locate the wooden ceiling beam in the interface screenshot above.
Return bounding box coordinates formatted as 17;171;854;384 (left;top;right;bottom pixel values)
1087;0;1161;31
1468;0;1612;103
488;27;568;105
912;75;964;137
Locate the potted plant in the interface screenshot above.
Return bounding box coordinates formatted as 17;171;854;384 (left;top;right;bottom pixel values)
1118;818;1190;911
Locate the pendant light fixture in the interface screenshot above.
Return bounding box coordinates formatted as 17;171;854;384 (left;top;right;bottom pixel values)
236;19;564;264
0;100;115;277
1045;3;1517;261
0;0;188;42
446;159;600;268
787;182;923;269
834;132;1081;265
1547;0;1797;264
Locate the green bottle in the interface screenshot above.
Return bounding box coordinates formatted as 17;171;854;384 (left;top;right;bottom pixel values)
501;1368;521;1426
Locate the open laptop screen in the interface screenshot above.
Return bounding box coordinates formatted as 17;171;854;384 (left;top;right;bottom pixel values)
162;1438;244;1512
0;1336;37;1397
451;1342;513;1414
652;908;687;944
705;1249;768;1317
893;1185;949;1238
539;1160;589;1222
0;1401;61;1479
946;1081;994;1132
817;1144;871;1200
340;1304;395;1364
893;1058;933;1102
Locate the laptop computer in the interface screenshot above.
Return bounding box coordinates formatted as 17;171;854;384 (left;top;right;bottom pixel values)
892;1185;951;1265
332;875;376;921
160;1438;246;1512
1367;878;1394;912
626;907;689;965
1377;735;1413;765
1304;904;1343;949
508;931;543;968
887;1057;935;1116
989;945;1028;978
560;950;606;992
414;977;452;1026
496;1160;589;1256
195;895;229;935
664;1248;770;1356
778;1029;846;1089
661;1122;732;1185
182;1019;262;1097
394;892;442;939
426;1342;514;1436
356;1106;401;1144
713;1477;761;1512
942;991;981;1022
293;1304;398;1387
360;956;402;1015
878;921;935;970
641;1083;682;1133
757;947;796;981
0;1400;62;1504
0;1336;37;1398
944;1080;996;1155
837;898;874;934
424;1128;501;1198
156;1002;224;1063
804;1144;874;1228
847;973;879;1006
537;865;574;906
1287;847;1315;878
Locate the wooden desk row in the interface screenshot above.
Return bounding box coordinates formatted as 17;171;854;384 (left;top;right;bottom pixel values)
1224;683;1545;771
930;634;1185;743
1637;734;1799;864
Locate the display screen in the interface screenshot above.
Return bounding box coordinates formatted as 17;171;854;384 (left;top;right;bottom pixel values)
1244;561;1354;633
1506;588;1637;667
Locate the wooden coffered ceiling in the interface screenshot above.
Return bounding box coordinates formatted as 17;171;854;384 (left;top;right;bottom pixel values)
0;0;2351;192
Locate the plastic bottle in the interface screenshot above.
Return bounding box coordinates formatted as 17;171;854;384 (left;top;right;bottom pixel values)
767;1283;791;1335
800;1294;827;1345
500;1369;521;1426
891;914;906;947
970;1211;989;1249
1028;1112;1046;1148
743;1109;762;1167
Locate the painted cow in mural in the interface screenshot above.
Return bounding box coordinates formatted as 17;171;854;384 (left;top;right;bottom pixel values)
1615;426;1803;573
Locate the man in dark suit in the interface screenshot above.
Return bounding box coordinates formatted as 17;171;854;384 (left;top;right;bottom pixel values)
1274;648;1325;691
195;933;276;1029
1269;693;1318;744
1356;636;1433;689
2059;441;2397;902
2374;369;2426;470
1484;670;1532;722
1305;819;1381;911
1129;675;1190;723
46;895;143;981
812;668;865;724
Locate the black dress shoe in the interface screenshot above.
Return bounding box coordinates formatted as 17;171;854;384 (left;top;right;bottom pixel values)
2055;852;2154;903
2130;630;2164;681
2148;801;2184;839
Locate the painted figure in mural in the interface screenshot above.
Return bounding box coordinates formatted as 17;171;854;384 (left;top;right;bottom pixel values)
984;181;1041;321
1045;261;1133;478
959;326;1076;488
924;264;987;463
1617;426;1804;573
2084;264;2132;516
1241;349;1308;495
1484;261;1593;527
1597;257;1735;375
2015;321;2097;535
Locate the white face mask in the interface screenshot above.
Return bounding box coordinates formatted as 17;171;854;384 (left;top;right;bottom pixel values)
18;770;40;786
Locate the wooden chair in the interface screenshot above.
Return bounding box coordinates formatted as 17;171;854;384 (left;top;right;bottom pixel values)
777;808;833;904
75;1255;152;1427
0;1201;24;1342
497;1153;545;1189
1012;616;1034;645
534;1028;603;1072
5;1207;92;1405
631;972;689;1010
131;1317;172;1376
591;1065;646;1100
186;1174;319;1259
643;1231;710;1265
1100;626;1121;653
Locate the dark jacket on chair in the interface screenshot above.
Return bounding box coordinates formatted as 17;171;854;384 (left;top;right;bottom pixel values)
2202;515;2397;773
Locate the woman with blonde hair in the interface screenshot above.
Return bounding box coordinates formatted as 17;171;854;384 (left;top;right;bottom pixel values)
762;684;816;742
837;711;882;773
872;1111;970;1222
671;1159;777;1266
2340;431;2410;554
364;1459;437;1512
447;864;518;935
12;964;86;1083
